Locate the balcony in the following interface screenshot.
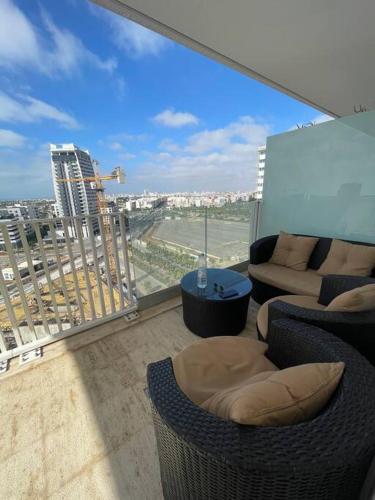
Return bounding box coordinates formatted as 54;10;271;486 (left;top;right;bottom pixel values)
2;0;375;496
0;292;258;499
0;201;260;497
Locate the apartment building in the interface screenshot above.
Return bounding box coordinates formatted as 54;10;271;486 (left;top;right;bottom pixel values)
0;218;22;249
50;143;99;236
255;145;266;200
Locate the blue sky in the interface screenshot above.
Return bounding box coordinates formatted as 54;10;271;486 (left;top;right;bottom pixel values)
0;0;331;199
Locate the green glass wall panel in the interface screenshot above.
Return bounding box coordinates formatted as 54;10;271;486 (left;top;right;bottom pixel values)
259;110;375;243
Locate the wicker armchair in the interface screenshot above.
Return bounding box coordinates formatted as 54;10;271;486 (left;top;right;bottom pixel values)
147;319;375;500
267;275;375;365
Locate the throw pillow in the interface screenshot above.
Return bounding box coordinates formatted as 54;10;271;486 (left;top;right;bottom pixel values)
201;362;344;426
172;336;278;406
318;239;375;277
269;231;318;271
325;284;375;312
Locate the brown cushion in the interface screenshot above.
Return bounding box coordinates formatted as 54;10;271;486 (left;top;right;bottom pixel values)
269;231;318;271
318;239;375;277
202;362;345;426
325;284;375;312
172;337;278;406
248;262;322;296
257;295;325;339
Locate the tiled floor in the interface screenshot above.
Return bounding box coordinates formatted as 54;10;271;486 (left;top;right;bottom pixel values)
0;299;258;500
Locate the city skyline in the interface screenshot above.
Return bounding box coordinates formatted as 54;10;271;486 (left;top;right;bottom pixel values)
0;189;256;204
0;1;332;200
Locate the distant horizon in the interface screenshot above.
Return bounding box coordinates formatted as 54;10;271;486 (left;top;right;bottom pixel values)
0;189;256;203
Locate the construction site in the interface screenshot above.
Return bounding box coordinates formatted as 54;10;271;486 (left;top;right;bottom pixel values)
0;161;131;351
0;270;123;344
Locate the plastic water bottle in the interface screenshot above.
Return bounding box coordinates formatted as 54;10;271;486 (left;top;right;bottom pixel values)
197;253;207;289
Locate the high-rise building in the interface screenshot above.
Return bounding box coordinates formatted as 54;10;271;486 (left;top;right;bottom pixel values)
255;145;266;200
0;217;22;249
50;144;99;236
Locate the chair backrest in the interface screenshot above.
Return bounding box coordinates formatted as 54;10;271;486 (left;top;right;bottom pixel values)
267;319;375;428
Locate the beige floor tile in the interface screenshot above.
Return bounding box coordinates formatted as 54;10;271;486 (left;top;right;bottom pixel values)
1;300;258;499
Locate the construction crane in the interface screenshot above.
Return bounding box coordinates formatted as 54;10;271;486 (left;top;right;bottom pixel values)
57;162;125;286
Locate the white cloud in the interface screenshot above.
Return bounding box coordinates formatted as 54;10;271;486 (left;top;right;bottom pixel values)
136;116;271;191
0;129;27;148
94;7;170;58
159;138;180;152
186;116;268;153
0;0;40;69
153;109;199;128
313;114;335;124
0;91;79;129
41;9;117;75
0;0;116;77
109;141;123;151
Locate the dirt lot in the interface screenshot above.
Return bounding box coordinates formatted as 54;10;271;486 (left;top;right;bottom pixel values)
0;270;121;331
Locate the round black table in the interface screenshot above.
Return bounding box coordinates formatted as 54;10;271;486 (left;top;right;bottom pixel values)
180;268;252;337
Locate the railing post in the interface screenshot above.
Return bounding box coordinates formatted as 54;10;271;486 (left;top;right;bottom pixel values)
61;218;86;323
109;215;125;310
75;217;96;321
17;223;50;338
87;215;106;317
98;215;116;314
119;212;135;307
1;225;37;343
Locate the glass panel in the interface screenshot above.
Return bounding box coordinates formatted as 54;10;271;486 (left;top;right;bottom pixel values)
128;200;259;298
128;206;205;297
205;200;252;269
259;110;375;243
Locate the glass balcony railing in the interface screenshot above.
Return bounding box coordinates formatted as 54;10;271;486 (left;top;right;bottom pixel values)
0;201;260;363
127;200;260;298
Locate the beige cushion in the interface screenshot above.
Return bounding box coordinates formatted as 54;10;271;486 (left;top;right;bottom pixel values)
202;362;345;426
325;284;375;312
248;262;322;296
172;337;277;406
257;295;325;338
269;231;318;271
318;239;375;277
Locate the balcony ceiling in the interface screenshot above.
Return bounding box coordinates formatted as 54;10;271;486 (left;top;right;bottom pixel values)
93;0;375;117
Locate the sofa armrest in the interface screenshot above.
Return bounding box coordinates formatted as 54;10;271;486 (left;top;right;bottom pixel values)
268;299;375;336
268;298;375;324
319;275;375;306
250;235;278;264
268;300;375;366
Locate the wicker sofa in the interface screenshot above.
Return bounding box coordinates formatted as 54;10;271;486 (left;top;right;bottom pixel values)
148;319;375;500
248;234;375;305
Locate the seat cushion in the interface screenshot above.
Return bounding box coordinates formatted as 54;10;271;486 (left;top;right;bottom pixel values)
325;284;375;312
318;239;375;277
248;262;322;296
269;231;319;271
201;362;345;426
172;336;278;406
257;295;325;339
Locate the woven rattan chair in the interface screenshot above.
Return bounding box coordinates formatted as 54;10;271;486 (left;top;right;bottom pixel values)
266;275;375;365
147;319;375;500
